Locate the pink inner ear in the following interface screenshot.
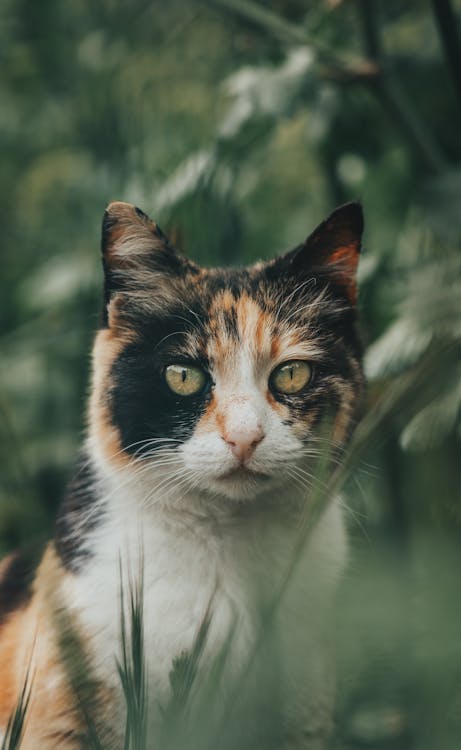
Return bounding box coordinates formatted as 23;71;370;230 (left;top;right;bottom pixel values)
328;243;360;306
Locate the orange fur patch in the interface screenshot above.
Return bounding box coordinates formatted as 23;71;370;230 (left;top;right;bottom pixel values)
269;335;281;361
329;244;359;306
0;545;115;748
0;547;76;746
88;327;132;469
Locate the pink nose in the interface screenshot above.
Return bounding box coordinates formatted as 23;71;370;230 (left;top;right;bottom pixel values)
223;426;265;463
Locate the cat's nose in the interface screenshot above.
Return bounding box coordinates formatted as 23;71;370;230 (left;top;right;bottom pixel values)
223;425;265;463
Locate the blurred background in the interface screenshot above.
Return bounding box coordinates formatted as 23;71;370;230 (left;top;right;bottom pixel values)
1;0;461;747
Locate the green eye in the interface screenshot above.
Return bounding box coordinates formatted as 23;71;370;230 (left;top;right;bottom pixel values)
165;364;207;396
270;360;312;395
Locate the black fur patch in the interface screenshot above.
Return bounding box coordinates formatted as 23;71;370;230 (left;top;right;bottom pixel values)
110;306;213;456
0;551;36;626
221;305;240;341
134;206;149;221
55;457;101;572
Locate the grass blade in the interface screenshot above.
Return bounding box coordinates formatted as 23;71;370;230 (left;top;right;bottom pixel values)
1;665;33;750
116;557;148;750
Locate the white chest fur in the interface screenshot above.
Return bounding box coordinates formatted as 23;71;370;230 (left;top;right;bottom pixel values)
64;466;347;734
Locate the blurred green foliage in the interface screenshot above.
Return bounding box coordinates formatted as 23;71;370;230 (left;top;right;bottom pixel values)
1;0;461;747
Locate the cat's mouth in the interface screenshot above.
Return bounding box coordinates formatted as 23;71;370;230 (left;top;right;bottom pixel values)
218;466;271;482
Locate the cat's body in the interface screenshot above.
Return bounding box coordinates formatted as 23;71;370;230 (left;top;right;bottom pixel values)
0;201;364;748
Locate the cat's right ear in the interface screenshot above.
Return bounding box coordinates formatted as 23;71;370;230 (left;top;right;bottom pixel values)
272;202;363;307
100;201;186;325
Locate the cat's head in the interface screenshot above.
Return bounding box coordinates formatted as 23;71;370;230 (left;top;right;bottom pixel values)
89;201;364;502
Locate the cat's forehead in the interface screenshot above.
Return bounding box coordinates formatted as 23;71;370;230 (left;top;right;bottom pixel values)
202;287;320;371
206;288;274;356
115;262;333;369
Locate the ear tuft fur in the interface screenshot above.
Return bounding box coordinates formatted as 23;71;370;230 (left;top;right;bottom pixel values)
101;201;172;269
100;202;186;326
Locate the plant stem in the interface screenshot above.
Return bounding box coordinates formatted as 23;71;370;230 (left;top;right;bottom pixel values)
356;0;446;175
374;75;446;175
430;0;461;115
203;0;375;75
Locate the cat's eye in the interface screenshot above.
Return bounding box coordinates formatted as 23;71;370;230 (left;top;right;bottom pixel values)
165;364;207;397
270;360;312;395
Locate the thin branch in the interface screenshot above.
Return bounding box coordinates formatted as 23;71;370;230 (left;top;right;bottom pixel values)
376;76;446;175
356;0;382;60
204;0;309;46
430;0;461;115
322;59;379;84
202;0;376;77
356;0;446;175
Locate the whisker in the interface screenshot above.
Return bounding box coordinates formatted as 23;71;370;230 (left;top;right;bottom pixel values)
103;436;182;465
141;470;193;508
282;290;330;327
273;278;318;323
174;307;204;329
285;467;310;496
337;496;373;547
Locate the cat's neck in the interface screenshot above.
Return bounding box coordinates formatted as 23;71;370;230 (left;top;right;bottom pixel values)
55;440;320;576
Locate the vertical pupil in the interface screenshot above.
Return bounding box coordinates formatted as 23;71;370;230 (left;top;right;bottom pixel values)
181;369;187;383
289;366;294;380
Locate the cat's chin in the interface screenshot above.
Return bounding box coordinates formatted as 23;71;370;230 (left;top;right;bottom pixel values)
205;467;276;501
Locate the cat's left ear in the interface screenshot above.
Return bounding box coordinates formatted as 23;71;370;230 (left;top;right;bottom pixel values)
284;202;363;306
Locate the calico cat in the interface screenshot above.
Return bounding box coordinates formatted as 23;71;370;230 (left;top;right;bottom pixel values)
0;200;364;749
